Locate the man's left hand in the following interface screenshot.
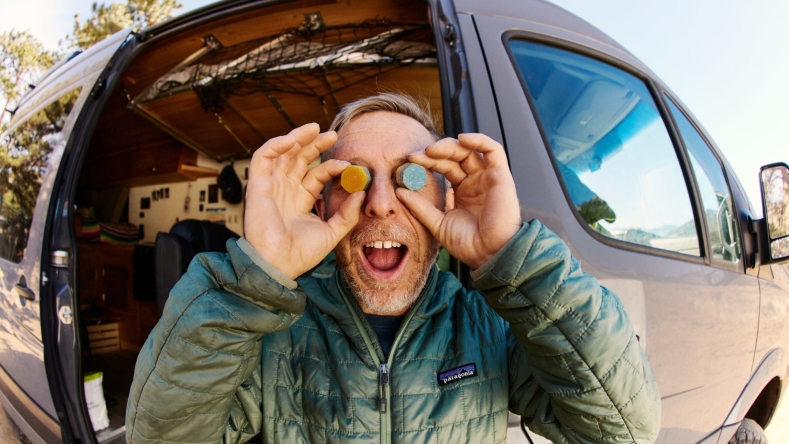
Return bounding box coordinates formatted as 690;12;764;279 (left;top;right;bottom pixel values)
396;133;522;270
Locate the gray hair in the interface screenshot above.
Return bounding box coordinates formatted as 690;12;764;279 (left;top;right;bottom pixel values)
321;93;443;162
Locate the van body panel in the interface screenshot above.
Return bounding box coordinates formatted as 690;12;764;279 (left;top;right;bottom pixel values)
0;84;92;423
12;30;132;128
0;363;60;444
472;12;761;442
454;0;646;74
455;13;503;145
754;266;789;384
722;349;786;427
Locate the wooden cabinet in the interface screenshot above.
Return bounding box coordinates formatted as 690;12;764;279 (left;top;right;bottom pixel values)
80;140;218;189
78;242;158;352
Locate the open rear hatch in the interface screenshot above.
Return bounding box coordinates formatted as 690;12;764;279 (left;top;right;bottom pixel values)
60;0;451;441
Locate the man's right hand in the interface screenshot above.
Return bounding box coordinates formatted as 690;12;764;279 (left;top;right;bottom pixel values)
244;123;365;280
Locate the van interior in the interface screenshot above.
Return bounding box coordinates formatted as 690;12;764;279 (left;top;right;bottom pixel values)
71;0;443;440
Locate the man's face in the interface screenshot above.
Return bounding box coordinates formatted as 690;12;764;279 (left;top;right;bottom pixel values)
316;111;447;315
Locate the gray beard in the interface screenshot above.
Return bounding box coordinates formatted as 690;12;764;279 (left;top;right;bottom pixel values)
336;222;440;315
341;256;436;315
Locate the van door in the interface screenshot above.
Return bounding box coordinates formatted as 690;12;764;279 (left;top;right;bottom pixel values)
0;84;87;442
33;31;139;444
471;12;760;443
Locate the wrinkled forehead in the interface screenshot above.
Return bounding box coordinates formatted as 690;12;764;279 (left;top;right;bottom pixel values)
332;111;435;164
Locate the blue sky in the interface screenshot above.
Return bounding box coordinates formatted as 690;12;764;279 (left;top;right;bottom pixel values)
1;0;786;211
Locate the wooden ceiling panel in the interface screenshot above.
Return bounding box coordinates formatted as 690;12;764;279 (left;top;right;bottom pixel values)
333;66;443;133
268;92;337;131
122;0;429;97
89;92;172;156
141;92;248;158
87;0;438;165
225;94;297;141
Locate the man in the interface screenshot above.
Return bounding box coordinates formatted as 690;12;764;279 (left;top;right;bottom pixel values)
127;93;660;443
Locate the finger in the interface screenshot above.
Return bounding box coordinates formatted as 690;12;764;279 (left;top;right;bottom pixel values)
302;159;349;198
408;152;467;187
425;138;485;174
457;133;509;169
288;131;338;180
249;123;320;177
249;134;297;177
326;191;365;243
286;123;321;158
271;123;322;172
395;188;445;238
295;131;337;167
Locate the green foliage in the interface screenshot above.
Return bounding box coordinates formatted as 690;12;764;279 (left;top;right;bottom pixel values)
0;88;81;261
0;30;56;129
68;0;183;50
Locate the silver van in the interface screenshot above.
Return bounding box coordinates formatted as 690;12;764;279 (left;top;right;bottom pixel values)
1;0;788;443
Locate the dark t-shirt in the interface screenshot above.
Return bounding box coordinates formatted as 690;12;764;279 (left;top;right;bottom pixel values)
365;314;405;359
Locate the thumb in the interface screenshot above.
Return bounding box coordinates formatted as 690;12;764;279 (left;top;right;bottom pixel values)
396;188;444;238
326;191;365;242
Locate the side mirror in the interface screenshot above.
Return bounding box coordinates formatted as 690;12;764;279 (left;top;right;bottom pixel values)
760;162;789;262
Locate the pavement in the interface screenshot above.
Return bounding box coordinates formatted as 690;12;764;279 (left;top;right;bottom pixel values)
766;396;789;444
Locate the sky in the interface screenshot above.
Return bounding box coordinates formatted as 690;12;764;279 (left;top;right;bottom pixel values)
0;0;786;212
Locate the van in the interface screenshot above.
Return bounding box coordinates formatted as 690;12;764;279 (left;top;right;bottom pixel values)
1;0;788;443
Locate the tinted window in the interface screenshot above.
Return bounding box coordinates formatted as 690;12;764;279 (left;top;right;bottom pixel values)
0;88;81;263
666;98;741;264
509;40;699;255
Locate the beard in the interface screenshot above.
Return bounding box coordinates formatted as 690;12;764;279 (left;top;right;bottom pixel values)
335;221;440;315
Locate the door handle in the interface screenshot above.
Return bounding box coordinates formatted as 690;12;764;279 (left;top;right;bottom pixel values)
15;278;35;301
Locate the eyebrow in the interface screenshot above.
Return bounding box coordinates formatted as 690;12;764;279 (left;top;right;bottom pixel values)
343;156;409;168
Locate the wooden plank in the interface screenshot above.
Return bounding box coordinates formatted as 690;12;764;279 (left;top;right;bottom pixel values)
91;345;121;355
86;323;119;333
88;331;119;341
90;338;120;348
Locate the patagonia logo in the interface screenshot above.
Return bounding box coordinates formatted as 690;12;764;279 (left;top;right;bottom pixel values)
437;363;478;386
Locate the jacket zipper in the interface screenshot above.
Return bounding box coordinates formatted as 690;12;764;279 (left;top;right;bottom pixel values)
337;270;437;444
379;363;389;413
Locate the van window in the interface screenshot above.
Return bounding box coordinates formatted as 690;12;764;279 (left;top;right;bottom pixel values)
0;87;82;263
509;40;700;256
666;98;741;264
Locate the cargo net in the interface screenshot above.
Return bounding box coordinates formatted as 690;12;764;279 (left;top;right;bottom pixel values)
135;20;437;114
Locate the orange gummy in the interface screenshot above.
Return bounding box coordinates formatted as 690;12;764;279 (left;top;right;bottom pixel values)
341;165;372;193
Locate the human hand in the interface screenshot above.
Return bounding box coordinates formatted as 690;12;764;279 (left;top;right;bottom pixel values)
244;123;365;279
396;134;521;270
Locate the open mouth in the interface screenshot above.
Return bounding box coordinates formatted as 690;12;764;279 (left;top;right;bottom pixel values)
361;240;408;276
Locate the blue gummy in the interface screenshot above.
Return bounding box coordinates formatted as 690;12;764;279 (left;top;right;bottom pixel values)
398;163;427;191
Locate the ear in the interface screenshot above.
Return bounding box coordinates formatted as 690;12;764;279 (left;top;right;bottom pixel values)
315;194;327;221
444;187;455;212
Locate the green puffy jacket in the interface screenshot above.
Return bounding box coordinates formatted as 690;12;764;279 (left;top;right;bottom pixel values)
126;221;660;443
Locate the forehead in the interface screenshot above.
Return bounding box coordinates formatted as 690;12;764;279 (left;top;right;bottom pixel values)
333;111;434;164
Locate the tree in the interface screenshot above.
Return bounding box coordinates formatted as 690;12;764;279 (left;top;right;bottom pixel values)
0;31;55;130
68;0;183;51
0;88;80;261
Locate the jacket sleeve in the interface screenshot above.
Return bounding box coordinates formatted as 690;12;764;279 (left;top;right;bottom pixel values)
472;220;661;444
126;239;305;444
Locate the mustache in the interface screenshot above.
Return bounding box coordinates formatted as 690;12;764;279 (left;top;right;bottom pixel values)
349;222;416;248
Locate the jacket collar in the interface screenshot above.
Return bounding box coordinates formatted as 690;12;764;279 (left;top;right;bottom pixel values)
299;262;459;364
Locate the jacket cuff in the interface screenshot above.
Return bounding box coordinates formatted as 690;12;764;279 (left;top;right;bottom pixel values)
236;237;298;290
470;221;531;281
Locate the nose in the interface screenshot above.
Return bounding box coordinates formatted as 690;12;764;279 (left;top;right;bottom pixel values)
363;174;398;219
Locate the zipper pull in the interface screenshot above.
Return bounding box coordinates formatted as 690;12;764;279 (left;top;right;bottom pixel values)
379;363;389;413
